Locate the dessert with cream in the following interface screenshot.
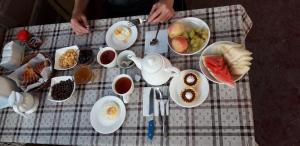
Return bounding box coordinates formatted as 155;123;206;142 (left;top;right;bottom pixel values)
180;88;197;103
113;26;131;42
102;102;120;120
183;72;199;86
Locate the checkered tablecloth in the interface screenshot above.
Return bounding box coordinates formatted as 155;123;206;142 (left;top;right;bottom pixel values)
0;5;255;146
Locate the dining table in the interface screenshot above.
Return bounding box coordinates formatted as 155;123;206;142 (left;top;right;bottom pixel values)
0;4;256;146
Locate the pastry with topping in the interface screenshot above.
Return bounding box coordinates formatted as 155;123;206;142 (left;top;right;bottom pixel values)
114;26;131;42
103;102;120;120
180;88;197;103
183;72;199;86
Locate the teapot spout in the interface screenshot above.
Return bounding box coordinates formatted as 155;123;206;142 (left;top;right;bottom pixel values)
128;55;142;70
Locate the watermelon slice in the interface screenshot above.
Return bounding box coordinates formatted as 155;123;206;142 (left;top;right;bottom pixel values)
202;55;235;87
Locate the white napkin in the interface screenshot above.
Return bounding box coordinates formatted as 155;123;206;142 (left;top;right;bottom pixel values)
142;87;169;116
0;41;25;70
144;30;168;55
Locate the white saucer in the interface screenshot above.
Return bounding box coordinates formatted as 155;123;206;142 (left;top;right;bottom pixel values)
169;69;209;108
90;96;126;134
105;21;138;50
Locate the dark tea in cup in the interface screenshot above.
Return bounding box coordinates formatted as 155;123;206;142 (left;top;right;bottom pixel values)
112;74;134;103
114;77;132;94
100;50;115;64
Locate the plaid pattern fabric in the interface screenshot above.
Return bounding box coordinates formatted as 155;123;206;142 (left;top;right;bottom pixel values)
0;5;255;146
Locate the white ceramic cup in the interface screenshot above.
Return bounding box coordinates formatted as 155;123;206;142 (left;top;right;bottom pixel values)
117;50;136;68
112;74;134;104
97;47;117;68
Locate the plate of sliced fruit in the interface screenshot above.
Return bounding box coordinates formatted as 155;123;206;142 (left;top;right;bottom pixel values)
168;17;210;55
199;41;253;87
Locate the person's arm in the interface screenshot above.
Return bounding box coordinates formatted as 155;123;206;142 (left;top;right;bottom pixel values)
70;0;90;35
147;0;175;24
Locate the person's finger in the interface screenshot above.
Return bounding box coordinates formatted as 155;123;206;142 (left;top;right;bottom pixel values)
152;14;165;23
71;19;89;34
152;9;167;23
148;8;162;23
81;15;90;29
166;11;174;21
149;3;159;15
72;24;85;34
160;11;171;22
73;27;84;35
75;19;89;33
70;21;81;34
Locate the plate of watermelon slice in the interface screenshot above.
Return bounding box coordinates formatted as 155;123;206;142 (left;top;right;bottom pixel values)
199;41;253;87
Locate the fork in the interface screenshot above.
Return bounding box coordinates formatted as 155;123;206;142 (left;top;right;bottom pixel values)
155;88;163;126
128;18;147;27
157;88;169;137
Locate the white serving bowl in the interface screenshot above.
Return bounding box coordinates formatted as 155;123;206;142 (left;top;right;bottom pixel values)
47;76;75;102
54;45;79;70
168;17;210;56
199;41;246;84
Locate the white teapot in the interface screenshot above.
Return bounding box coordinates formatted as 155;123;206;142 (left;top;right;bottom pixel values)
128;53;180;85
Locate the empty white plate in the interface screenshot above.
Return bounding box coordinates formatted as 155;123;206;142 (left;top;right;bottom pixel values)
105;21;138;50
169;69;209;108
90;96;126;134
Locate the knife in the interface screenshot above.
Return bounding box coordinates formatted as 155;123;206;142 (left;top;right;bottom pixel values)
147;88;155;140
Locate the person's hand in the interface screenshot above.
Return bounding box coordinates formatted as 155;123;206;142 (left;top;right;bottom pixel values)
147;0;175;24
70;11;89;35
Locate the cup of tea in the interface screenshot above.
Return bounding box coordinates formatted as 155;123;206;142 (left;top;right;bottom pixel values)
74;65;93;85
97;47;117;68
112;74;134;103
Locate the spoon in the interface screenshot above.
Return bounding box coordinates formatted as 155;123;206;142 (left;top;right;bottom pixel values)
150;23;161;46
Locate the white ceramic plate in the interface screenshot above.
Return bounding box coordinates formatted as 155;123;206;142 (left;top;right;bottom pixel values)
168;17;210;56
47;76;75;102
169;69;209;108
199;41;245;84
54;45;79;70
90;96;126;134
105;21;138;50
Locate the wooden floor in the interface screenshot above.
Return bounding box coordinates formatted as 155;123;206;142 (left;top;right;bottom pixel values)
2;0;300;146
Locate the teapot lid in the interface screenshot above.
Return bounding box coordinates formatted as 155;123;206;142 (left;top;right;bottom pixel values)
142;54;163;73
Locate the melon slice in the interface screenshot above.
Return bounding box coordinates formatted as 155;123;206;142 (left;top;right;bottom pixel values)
202;55;235;87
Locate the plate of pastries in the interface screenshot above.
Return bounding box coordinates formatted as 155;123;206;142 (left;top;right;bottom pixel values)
169;69;209;108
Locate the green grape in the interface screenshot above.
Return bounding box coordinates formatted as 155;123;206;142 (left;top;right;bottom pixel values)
193;35;200;40
188;30;195;38
195;28;202;34
182;32;189;39
201;29;209;39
